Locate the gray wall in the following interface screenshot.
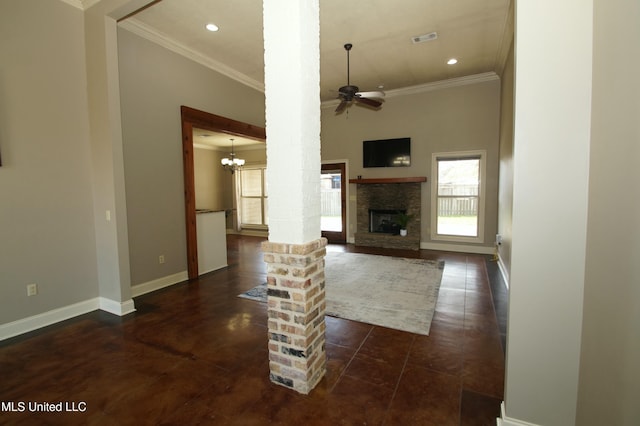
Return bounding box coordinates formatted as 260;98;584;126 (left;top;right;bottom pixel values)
320;77;501;250
117;28;266;286
0;0;99;324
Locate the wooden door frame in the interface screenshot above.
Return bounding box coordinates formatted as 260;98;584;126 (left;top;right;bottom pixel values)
181;106;266;279
321;162;347;243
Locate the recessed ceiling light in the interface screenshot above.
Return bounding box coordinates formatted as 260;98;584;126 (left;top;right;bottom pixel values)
447;58;458;65
205;23;219;32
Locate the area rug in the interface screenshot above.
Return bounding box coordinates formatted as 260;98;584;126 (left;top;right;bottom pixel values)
238;251;445;335
237;282;268;302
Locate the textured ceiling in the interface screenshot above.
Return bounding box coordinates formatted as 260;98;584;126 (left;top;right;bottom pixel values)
121;0;513;147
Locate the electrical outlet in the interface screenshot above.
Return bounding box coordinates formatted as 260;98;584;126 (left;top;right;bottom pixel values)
159;255;165;264
27;283;38;297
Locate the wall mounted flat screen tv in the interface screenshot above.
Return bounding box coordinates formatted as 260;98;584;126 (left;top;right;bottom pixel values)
363;137;411;168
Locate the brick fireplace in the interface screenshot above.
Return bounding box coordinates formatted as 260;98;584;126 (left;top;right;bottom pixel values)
350;177;426;250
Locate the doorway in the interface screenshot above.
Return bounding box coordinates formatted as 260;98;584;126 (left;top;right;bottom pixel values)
321;162;347;243
181;106;266;279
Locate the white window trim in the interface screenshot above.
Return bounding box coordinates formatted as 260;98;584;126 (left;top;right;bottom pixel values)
430;150;486;244
237;164;268;229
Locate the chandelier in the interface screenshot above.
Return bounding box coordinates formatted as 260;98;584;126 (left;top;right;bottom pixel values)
220;138;245;173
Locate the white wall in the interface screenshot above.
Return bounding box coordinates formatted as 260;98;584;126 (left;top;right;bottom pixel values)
576;0;640;423
0;0;99;325
497;41;514;282
504;1;593;424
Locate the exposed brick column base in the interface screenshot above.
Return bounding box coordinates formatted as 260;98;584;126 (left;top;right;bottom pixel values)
262;238;328;394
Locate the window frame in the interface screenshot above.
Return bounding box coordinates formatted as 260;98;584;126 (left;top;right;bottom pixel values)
430;150;486;243
237;165;268;229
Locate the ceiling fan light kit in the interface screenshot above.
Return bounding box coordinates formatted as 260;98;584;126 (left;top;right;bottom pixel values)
335;43;385;114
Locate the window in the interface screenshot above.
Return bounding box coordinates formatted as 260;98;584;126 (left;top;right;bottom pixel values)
238;166;268;228
431;151;486;243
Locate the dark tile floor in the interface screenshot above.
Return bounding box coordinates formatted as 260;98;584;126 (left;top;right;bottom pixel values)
0;235;506;425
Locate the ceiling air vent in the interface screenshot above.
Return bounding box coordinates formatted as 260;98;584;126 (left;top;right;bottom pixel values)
412;32;438;44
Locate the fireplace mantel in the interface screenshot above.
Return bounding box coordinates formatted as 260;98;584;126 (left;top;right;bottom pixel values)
348;177;427;184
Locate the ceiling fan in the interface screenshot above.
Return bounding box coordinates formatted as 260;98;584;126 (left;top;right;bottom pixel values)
335;43;385;114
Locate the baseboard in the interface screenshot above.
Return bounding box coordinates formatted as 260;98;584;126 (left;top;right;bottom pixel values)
0;298;100;341
420;241;495;255
199;263;228;276
131;270;189;298
99;297;136;316
0;295;141;341
496;253;510;290
239;229;269;238
497;402;542;426
226;228;269;238
344;239;494;254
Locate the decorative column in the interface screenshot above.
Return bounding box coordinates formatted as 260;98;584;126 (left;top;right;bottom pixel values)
262;238;327;394
262;0;324;393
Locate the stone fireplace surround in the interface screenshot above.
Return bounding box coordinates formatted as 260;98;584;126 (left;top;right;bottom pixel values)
350;177;426;250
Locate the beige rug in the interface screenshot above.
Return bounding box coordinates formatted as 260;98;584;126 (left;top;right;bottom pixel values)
324;251;444;335
238;252;445;335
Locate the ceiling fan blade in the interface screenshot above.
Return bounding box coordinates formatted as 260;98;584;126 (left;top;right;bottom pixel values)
356;91;385;99
335;100;348;113
354;97;382;108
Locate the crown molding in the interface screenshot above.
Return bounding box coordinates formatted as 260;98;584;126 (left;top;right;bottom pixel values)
387;72;499;97
58;0;101;10
83;0;101;9
119;18;265;93
494;0;515;75
321;72;500;109
58;0;84;9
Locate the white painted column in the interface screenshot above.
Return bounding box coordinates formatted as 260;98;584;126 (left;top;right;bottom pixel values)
262;0;326;394
263;0;321;244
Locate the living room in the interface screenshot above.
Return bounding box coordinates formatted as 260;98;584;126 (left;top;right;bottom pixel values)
117;27;503;290
1;1;638;425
